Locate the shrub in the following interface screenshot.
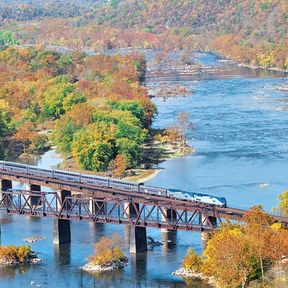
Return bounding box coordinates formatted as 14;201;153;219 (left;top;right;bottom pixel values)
0;245;31;263
89;235;125;266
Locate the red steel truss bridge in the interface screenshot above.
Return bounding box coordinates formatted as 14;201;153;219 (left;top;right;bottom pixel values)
1;164;288;251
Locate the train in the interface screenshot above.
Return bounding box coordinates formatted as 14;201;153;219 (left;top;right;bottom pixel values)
0;161;227;207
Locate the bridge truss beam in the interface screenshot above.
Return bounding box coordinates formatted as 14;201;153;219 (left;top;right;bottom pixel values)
0;190;219;232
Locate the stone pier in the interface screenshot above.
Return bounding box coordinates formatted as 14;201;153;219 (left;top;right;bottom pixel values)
0;179;12;207
125;202;147;253
130;226;147;254
53;190;71;244
201;215;217;245
29;184;41;207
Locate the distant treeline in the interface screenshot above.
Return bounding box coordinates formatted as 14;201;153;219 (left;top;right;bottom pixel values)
1;0;287;70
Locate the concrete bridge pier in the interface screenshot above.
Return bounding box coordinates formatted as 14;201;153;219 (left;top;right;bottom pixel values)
29;184;41;207
130;226;147;254
54;190;71;245
0;179;13;207
201;215;217;246
124;202;147;253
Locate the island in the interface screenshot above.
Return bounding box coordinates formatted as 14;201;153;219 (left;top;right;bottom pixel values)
82;235;128;273
0;245;42;265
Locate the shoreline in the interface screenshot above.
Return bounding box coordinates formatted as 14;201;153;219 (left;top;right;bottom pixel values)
173;268;218;288
82;258;128;273
211;51;288;74
56;142;195;183
124;168;161;183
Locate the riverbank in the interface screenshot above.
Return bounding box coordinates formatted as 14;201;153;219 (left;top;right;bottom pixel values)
212;52;288;74
57;140;195;183
173;268;218;287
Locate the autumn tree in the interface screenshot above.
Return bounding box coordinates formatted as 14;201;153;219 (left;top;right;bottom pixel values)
202;223;259;288
242;206;274;280
166;126;180;144
109;154;128;178
176;112;195;147
89;234;125;266
182;248;202;273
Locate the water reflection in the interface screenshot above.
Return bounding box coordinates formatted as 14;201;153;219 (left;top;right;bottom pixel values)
130;252;148;286
54;243;71;266
0;263;32;279
162;230;177;253
88;222;106;237
81;268;125;288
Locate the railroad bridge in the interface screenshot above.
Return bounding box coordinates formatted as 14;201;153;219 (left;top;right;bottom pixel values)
1;163;287;253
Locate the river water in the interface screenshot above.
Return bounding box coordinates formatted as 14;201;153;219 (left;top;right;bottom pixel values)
0;52;287;288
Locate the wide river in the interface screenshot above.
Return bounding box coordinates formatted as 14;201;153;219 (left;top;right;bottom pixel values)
0;52;287;288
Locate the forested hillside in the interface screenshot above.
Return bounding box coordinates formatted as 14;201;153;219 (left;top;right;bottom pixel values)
1;0;287;70
0;0;288;69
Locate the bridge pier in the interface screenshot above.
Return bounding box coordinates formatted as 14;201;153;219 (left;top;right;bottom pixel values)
0;179;13;207
53;190;71;245
29;184;41;207
201;215;217;244
124;202;147;253
130;226;147;253
53;219;71;245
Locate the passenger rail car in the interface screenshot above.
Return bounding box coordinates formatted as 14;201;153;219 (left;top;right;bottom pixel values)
0;161;227;207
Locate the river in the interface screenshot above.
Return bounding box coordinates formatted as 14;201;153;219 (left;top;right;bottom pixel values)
0;52;287;288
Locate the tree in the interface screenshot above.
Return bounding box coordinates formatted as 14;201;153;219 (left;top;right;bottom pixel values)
242;206;274;280
202;223;260;288
109;154;128;178
71;123;117;171
176;112;195;147
88;234;125;266
182;248;202;272
116;138;141;168
274;191;288;216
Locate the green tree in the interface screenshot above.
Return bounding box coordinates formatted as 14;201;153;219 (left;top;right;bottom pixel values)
116;137;141;168
53;118;77;153
107;100;146;126
71;123;117;171
43;80;86;118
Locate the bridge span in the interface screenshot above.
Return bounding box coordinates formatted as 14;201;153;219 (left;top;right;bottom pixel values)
0;162;287;253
